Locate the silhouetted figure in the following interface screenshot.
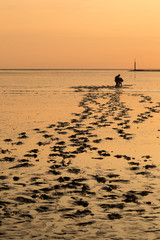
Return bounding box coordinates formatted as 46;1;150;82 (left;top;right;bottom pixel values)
115;74;123;88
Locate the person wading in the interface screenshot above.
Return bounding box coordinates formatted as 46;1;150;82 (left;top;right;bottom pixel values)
115;74;123;88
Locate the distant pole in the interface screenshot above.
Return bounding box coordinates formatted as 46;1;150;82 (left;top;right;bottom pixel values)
134;59;136;71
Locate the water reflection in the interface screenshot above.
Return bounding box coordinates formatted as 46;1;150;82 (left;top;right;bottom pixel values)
0;83;160;240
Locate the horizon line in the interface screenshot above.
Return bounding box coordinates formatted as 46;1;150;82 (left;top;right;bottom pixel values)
0;68;129;70
0;68;160;71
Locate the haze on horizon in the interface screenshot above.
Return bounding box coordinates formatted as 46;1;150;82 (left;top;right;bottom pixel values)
0;0;160;69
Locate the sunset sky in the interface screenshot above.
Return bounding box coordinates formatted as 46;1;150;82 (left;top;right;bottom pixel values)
0;0;160;69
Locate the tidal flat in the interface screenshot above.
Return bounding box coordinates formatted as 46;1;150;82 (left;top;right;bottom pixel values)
0;70;160;239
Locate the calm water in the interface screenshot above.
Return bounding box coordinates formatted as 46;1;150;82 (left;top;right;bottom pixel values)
0;69;160;138
0;70;160;240
0;69;160;93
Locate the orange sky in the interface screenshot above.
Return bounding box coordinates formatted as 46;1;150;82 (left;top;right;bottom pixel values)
0;0;160;69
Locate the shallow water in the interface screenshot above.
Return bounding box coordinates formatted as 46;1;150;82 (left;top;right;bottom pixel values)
0;70;160;239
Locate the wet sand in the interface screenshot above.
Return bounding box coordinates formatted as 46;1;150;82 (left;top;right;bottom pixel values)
1;84;160;240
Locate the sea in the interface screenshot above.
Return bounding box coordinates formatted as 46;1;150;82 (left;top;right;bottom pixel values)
0;69;160;240
0;69;160;138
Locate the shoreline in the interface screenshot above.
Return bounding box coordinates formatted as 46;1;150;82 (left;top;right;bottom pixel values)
130;69;160;72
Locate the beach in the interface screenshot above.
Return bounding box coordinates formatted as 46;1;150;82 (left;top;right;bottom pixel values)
0;70;160;240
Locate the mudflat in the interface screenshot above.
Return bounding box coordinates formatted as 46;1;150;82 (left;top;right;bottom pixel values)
0;70;160;239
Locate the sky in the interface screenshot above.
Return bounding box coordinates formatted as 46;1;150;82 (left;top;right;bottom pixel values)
0;0;160;69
